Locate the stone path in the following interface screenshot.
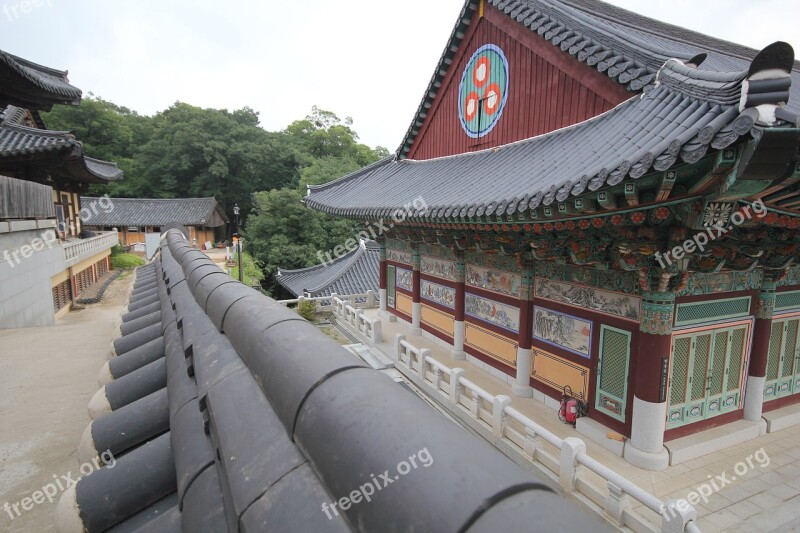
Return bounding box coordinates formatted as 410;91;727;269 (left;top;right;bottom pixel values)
0;273;132;532
358;309;800;533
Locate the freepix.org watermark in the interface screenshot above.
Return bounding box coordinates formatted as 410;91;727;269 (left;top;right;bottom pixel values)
2;195;114;269
317;196;428;267
2;0;51;22
320;447;433;520
655;199;767;269
662;447;770;522
3;450;116;521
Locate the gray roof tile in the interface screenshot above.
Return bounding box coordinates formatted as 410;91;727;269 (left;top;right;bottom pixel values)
80;197;228;227
277;241;380;297
0;50;82;110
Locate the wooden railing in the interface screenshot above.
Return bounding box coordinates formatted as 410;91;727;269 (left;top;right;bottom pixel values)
63;231;119;267
392;334;701;533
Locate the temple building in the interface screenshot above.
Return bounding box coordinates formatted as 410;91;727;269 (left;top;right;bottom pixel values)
306;0;800;469
276;240;379;299
80;197;228;248
0;50;122;327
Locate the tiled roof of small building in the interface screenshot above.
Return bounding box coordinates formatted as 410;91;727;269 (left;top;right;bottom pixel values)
307;43;798;220
55;230;603;531
397;0;800;157
277;240;380;297
80;197;228;227
0;50;82;111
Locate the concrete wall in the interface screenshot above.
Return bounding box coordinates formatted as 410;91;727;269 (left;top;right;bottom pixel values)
0;229;67;328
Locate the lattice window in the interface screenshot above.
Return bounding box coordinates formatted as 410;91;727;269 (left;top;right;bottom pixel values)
691;335;711;401
727;328;745;392
776;291;800;312
674;297;751;327
598;329;628;399
767;322;783;381
52;280;72;312
709;331;727;396
782;320;798;377
670;337;690;406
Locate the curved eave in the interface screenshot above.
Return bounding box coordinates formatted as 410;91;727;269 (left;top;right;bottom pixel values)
307;50;798;222
0;50;82;110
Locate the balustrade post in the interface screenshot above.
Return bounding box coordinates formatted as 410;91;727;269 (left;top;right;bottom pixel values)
492;395;511;437
449;368;465;406
394;333;405;361
604;482;631;527
559;437;586;493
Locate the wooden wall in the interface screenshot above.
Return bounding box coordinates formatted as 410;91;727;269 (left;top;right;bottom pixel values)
407;3;631;160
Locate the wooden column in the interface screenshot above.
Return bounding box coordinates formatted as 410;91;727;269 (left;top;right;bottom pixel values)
411;244;421;335
624;291;674;470
513;258;534;397
452;251;466;360
744;280;777;420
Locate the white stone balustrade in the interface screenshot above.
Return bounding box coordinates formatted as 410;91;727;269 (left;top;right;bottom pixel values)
388;336;701;533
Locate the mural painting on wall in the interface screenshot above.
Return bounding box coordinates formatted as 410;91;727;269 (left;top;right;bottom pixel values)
421;256;458;281
396;268;413;291
534;278;641;321
533;307;592;358
466;265;521;297
421;280;456;309
458;44;509;138
387;249;413;265
465;293;519;332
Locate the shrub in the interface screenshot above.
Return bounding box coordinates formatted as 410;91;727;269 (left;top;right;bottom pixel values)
111;253;145;269
296;299;317;322
110;244;125;256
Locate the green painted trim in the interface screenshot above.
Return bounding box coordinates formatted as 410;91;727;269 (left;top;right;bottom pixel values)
595;325;631;423
387;265;396;308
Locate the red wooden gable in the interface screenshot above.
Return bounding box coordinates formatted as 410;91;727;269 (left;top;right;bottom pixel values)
406;1;632;161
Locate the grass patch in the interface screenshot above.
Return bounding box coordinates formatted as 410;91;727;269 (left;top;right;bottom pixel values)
111;253;146;269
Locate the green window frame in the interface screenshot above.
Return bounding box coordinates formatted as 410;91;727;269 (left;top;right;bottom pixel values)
594;325;632;423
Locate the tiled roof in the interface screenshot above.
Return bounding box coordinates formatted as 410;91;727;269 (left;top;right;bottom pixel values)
277;240;380;297
80;197;228;227
307;43;798;220
397;0;800;157
0;108;123;182
55;230;602;531
0;50;82;111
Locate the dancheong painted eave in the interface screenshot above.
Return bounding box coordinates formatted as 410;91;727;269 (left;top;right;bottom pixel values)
306;42;799;223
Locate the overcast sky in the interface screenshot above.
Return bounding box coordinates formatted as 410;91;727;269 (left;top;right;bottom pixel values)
2;0;798;150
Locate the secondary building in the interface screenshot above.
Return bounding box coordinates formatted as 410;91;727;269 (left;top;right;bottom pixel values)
276;240;379;299
306;0;800;469
80;197;228;248
0;50;123;328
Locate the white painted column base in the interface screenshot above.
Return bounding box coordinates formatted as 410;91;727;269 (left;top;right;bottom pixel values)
512;347;533;397
743;375;766;421
452;320;466;360
411;302;421;335
379;288;387;312
624;396;670;471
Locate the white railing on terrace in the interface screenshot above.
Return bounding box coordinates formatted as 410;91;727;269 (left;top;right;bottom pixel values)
392;333;700;533
277;291;377;313
63;231;119;267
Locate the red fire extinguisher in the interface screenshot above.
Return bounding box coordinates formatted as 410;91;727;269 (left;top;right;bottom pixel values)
558;386;582;427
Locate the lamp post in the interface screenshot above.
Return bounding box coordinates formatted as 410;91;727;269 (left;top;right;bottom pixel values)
233;204;243;283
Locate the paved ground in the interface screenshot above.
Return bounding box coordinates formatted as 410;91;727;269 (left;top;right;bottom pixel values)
0;272;133;532
356;309;800;533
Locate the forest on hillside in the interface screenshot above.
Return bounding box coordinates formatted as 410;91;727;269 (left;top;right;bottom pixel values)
44;97;389;293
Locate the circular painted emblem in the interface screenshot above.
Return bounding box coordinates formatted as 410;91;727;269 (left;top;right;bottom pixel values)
458;44;509;138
